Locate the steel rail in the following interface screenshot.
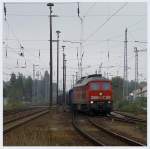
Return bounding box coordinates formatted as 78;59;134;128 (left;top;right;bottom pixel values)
112;111;146;123
4;108;48;125
4;106;47;116
88;118;144;146
108;115;138;124
72;112;105;146
4;110;49;134
111;111;147;124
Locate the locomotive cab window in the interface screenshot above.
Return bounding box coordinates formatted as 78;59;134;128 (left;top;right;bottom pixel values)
90;82;100;91
102;82;110;90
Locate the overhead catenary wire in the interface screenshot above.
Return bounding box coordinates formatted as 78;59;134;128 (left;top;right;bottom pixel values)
84;2;128;43
5;19;27;66
4;45;47;72
4;3;146;83
4;19;47;67
7;13;146;17
83;3;96;18
105;17;146;41
5;20;23;48
3;38;147;44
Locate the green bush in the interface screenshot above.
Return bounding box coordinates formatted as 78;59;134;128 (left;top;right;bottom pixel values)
114;97;147;114
4;98;26;110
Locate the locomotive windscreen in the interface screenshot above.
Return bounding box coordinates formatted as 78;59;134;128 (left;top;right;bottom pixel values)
102;82;111;90
90;82;111;91
90;82;100;91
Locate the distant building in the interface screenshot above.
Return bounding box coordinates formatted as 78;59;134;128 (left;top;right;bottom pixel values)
130;85;147;99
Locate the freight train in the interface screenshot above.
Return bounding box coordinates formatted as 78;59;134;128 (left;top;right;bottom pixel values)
69;74;112;114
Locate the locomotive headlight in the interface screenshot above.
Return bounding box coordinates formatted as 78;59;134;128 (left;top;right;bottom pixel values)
90;101;94;104
108;101;111;104
99;92;103;96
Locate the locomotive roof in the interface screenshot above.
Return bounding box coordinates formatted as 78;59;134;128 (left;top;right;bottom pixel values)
74;74;110;87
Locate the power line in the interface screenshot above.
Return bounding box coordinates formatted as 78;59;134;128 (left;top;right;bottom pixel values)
7;13;146;17
106;17;146;40
5;45;53;72
83;3;96;17
84;2;128;43
6;21;22;47
4;38;147;44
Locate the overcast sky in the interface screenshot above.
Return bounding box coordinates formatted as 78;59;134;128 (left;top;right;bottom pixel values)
3;2;147;90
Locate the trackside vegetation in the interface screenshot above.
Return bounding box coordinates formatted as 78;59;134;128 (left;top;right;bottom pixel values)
111;76;147;114
113;97;147;114
3;71;57;109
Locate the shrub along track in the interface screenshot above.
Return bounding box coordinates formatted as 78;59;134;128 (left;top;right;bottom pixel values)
72;112;144;146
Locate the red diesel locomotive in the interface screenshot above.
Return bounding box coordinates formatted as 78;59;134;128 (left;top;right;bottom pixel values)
70;74;112;114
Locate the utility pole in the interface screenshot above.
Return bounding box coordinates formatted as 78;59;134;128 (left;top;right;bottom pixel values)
104;71;106;78
4;3;7;21
134;47;146;92
64;59;67;106
77;2;84;79
62;46;66;106
45;73;49;103
32;64;39;99
75;72;78;83
134;47;138;92
47;3;54;107
32;64;35;98
80;51;84;78
123;28;128;100
56;30;61;104
36;71;40;99
72;75;75;87
98;62;103;74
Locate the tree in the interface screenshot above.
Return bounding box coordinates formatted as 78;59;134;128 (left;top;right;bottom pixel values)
111;76;123;101
24;76;32;101
10;73;16;86
43;71;49;102
8;73;17;99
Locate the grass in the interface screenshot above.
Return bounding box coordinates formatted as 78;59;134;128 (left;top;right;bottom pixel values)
114;97;147;114
137;123;147;133
4;98;26;110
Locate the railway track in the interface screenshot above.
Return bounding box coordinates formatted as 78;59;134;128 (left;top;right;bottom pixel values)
110;111;146;125
112;111;146;123
4;108;48;124
88;118;144;146
72;112;144;146
4;109;49;134
72;112;104;146
4;106;49;116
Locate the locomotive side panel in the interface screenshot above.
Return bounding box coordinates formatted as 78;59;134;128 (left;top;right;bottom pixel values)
72;86;87;104
71;85;90;111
